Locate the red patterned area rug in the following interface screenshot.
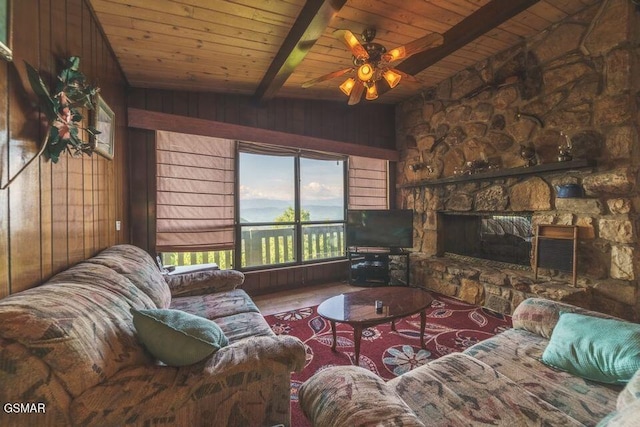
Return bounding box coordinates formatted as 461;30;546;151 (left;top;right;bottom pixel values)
263;291;512;427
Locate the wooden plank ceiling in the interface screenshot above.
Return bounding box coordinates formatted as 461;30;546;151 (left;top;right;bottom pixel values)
88;0;598;105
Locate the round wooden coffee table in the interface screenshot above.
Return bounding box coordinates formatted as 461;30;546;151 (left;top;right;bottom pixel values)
317;287;433;365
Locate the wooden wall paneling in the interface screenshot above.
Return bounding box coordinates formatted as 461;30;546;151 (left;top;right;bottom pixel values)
115;53;128;246
290;99;305;136
197;92;216;122
187;91;199;117
82;3;95;257
8;0;44;292
224;95;240;126
107;54;118;247
67;0;86;264
0;0;129;296
145;129;156;255
50;0;69;275
171;91;190;117
0;60;8;298
238;97;257;129
128;129;150;252
38;0;53;279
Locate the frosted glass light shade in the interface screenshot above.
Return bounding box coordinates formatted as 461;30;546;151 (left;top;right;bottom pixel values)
383;69;402;88
357;63;374;82
339;78;356;96
365;82;378;100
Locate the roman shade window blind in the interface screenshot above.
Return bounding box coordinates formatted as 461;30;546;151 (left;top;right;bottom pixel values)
156;131;235;252
348;156;388;209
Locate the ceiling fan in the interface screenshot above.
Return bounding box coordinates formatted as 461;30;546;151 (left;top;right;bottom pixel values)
302;28;444;105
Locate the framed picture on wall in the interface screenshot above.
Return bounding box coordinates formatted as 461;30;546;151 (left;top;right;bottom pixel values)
92;95;115;159
0;0;12;61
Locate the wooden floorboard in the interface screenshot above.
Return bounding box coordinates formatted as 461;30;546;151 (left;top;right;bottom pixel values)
253;280;365;316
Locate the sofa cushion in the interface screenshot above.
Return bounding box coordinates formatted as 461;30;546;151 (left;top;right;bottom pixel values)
465;328;620;424
170;289;260;319
132;308;228;366
512;298;615;339
541;313;640;385
170;289;274;343
86;244;172;308
0;263;155;397
388;352;584;426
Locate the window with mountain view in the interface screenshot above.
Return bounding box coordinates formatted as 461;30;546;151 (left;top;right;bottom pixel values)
239;151;345;268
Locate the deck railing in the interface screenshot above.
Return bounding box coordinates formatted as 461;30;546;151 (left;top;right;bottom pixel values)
162;224;345;269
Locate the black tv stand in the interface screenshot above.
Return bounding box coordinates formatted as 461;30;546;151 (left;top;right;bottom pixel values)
348;247;410;287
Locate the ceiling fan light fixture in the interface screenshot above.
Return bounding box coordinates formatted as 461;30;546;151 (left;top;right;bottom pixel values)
357;63;374;82
365;82;378;100
339;77;356;96
383;69;402;88
386;47;405;62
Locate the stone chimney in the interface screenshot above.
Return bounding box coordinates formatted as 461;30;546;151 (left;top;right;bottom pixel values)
395;0;639;320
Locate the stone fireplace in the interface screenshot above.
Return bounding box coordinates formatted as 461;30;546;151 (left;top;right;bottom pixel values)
395;0;639;320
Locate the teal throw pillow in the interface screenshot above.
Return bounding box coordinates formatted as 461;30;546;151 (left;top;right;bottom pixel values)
541;312;640;384
131;308;228;366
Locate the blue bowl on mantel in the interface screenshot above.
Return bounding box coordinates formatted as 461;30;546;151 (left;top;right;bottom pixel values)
556;184;583;198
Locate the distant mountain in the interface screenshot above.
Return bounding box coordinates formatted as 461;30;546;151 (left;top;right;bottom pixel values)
240;198;344;223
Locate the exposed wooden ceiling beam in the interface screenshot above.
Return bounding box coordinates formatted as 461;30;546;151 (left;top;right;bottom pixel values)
253;0;347;104
380;0;540;97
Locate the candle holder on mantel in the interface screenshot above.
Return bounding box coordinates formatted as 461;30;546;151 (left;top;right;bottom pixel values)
557;131;573;162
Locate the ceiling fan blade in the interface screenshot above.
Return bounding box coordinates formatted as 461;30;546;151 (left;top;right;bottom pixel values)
333;29;369;60
383;33;444;62
348;80;364;105
302;67;354;88
391;68;420;84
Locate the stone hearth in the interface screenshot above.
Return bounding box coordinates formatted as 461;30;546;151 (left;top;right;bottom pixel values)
395;0;639;320
409;254;592;314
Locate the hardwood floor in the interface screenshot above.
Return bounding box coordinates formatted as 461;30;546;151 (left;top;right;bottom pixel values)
253;280;365;316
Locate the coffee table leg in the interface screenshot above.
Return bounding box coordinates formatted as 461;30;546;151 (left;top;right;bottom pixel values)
391;320;396;331
353;325;362;365
420;310;426;348
330;321;337;351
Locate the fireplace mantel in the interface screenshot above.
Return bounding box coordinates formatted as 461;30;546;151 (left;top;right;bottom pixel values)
399;159;596;189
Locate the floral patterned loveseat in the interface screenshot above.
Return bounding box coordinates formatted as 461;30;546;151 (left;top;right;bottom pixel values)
299;298;640;426
0;244;305;427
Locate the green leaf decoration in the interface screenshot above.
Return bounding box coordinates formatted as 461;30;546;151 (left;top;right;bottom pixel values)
26;56;101;162
25;61;58;121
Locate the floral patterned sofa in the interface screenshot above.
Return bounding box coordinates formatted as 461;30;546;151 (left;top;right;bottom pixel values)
299;298;640;426
0;244;305;427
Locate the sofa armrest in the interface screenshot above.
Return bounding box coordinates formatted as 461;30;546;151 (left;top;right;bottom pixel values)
512;297;618;339
202;335;306;374
298;365;425;427
164;269;245;297
71;335;306;426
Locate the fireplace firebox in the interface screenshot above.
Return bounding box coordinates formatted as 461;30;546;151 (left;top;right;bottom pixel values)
440;213;533;266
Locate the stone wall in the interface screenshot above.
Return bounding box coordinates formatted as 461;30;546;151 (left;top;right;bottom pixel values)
395;0;640;320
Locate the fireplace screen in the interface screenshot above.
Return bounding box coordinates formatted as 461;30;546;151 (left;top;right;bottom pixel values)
441;213;533;266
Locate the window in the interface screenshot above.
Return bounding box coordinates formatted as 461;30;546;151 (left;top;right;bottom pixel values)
238;146;346;268
155;132;389;271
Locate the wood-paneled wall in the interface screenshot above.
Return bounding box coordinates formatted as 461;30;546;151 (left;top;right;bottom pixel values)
128;88;396;293
0;0;129;297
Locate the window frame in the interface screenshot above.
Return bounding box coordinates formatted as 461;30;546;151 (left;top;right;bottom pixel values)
234;147;349;271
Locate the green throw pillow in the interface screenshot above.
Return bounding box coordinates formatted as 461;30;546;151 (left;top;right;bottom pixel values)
541;312;640;384
131;308;228;366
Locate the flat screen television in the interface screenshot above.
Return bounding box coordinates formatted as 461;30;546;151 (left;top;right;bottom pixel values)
346;209;414;249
